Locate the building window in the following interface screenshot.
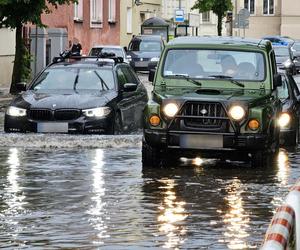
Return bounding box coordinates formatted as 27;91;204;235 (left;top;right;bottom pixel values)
263;0;274;15
74;0;83;21
90;0;103;27
127;7;132;34
202;11;210;22
108;0;116;23
244;0;255;14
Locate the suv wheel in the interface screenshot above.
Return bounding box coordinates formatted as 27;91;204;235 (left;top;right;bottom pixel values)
142;140;163;168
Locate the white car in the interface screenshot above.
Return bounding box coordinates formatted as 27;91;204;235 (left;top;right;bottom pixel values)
89;45;131;64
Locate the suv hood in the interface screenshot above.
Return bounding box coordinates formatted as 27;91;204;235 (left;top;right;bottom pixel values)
154;88;273;107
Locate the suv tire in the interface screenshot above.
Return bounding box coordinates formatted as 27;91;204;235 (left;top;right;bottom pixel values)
142;139;163;168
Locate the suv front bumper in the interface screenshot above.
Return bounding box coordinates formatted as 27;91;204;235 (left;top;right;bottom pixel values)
144;129;268;151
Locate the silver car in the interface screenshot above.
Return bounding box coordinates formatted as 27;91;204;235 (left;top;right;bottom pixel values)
89;45;131;64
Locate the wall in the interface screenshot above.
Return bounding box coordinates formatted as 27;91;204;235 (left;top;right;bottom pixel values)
0;29;15;87
41;1;121;55
281;0;300;39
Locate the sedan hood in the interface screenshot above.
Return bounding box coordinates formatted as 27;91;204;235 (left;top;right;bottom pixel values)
13;89;117;110
127;51;161;59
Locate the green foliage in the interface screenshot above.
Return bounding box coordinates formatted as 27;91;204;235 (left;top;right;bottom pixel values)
191;0;233;35
20;45;32;82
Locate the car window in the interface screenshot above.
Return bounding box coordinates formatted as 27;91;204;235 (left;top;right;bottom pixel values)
292;43;300;51
129;39;162;52
278;75;289;100
31;67;115;91
163;49;265;81
122;67;138;84
116;68;127;87
273;47;290;57
89;47;124;57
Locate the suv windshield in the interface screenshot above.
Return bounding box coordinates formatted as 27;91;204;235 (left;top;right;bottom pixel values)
163;49;265;81
129;40;161;52
31;67;115;91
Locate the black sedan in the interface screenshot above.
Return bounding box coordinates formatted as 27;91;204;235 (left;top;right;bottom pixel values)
4;58;148;134
278;72;300;146
292;41;300;73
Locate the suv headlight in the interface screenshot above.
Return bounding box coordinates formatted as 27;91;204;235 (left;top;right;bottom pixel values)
278;113;291;128
82;107;111;117
6;106;27;117
163;103;179;118
228;105;246;121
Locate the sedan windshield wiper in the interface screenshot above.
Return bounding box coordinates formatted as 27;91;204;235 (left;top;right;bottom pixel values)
173;74;202;87
208;75;245;88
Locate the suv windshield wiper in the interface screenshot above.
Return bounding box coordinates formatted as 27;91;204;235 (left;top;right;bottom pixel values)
94;71;109;90
173;74;202;87
208;75;245;88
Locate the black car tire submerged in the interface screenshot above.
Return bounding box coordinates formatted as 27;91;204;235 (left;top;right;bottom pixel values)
113;112;123;135
142;139;162;168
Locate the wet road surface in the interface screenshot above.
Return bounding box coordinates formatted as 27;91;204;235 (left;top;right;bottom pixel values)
0;145;299;249
0;74;300;249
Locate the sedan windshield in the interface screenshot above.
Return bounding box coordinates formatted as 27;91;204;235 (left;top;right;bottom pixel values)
129;40;162;52
163;49;265;81
89;47;123;57
31;67;115;91
273;47;290;57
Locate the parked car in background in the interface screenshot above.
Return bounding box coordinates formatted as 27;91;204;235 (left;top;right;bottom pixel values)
273;45;297;75
277;72;300;146
89;45;132;64
126;35;164;71
262;35;294;46
292;41;300;73
5;54;148;134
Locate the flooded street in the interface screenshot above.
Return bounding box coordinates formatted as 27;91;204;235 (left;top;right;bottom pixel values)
0;143;300;249
0;74;300;249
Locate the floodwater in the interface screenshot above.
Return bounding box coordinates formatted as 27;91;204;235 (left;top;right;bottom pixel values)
0;139;299;249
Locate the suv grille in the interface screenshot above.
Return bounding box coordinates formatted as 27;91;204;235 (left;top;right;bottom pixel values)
182;102;227;129
28;109;81;121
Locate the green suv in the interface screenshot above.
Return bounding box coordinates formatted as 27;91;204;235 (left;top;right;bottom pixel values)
142;36;283;167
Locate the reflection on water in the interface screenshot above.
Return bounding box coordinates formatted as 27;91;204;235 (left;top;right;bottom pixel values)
87;149;109;244
221;178;253;249
157;178;188;249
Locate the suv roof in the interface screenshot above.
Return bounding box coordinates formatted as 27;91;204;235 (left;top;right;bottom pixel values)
168;36;271;48
131;35;163;41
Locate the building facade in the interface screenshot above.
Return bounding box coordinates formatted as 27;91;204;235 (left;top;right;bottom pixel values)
161;0;223;36
120;0;162;47
0;29;15;87
232;0;300;39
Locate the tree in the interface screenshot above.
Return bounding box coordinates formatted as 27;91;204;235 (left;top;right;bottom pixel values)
192;0;232;36
0;0;76;94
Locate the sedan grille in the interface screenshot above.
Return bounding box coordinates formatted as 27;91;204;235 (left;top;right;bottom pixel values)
182;102;228;129
28;109;81;121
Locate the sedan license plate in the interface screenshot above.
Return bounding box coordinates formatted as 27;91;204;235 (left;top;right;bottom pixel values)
37;123;68;133
135;61;148;67
180;134;223;149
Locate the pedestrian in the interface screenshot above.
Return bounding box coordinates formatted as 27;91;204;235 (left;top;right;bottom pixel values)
71;37;82;56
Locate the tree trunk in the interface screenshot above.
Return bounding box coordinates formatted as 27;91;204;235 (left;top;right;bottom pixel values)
10;23;25;94
217;13;223;36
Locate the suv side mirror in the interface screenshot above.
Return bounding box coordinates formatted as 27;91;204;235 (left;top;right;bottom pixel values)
123;83;137;92
16;82;27;92
149;69;155;83
273;74;282;88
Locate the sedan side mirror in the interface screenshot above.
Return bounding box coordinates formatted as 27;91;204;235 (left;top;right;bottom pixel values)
273;74;282;88
123;83;137;92
16;82;27;92
149;69;155;83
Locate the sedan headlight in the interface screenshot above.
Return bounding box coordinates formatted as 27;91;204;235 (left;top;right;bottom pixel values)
163;103;179;118
6;106;27;117
278;113;291;128
228;105;246;121
82;107;111;117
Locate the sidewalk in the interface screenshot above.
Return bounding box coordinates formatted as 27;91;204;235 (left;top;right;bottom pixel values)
0;88;13;112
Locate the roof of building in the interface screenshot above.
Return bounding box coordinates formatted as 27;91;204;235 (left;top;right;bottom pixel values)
141;17;169;27
168;36;271;48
